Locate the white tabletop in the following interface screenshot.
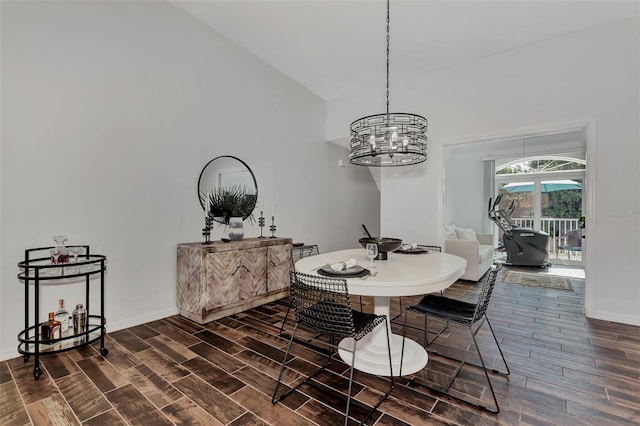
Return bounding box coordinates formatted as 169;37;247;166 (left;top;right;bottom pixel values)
294;247;467;377
295;248;466;297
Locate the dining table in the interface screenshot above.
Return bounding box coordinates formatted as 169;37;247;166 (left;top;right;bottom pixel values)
295;248;466;377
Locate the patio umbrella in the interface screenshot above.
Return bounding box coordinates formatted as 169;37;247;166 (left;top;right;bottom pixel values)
502;180;581;193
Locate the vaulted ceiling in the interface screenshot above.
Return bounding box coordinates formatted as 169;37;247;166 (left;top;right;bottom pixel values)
171;1;638;102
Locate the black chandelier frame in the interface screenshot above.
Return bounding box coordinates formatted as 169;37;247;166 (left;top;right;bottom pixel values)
349;0;428;167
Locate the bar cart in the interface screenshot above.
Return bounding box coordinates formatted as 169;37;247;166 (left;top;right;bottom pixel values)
17;246;107;380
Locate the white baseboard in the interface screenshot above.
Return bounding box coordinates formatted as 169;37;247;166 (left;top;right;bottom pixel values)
593;310;640;326
106;307;180;333
0;307;180;362
0;347;20;362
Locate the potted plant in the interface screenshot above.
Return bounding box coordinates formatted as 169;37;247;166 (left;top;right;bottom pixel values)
204;185;257;240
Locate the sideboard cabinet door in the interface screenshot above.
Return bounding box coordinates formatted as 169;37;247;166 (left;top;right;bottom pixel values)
206;251;241;311
239;247;267;299
267;244;292;292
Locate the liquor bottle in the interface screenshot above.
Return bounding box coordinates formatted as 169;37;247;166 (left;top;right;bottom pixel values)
54;299;70;333
40;312;61;341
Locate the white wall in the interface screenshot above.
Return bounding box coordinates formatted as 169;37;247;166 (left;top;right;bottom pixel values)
327;17;640;325
0;1;379;360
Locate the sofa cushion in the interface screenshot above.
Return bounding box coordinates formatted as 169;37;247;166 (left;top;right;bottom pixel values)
444;225;458;240
455;228;477;241
478;245;494;265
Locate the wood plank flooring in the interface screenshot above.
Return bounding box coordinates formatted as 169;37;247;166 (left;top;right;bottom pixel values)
2;268;639;425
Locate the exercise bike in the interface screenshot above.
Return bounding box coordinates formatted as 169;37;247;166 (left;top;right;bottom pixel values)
488;194;550;268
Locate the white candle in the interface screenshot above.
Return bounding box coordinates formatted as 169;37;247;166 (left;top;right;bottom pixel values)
272;201;275;217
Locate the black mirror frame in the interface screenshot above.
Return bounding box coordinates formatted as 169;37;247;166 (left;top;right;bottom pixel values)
197;155;258;224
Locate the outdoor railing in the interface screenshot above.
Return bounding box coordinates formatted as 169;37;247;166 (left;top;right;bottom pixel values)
511;217;581;260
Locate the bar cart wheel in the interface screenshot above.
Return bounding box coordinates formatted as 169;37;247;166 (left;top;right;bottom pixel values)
33;367;42;380
100;347;108;356
23;354;29;362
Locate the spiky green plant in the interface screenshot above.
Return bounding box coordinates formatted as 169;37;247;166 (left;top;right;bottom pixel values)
205;185;256;225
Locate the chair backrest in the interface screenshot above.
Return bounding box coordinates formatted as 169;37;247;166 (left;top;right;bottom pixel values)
291;244;320;264
562;230;582;249
289;271;356;338
472;264;502;321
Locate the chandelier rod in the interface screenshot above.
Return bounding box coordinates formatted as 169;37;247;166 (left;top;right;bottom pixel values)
386;0;390;116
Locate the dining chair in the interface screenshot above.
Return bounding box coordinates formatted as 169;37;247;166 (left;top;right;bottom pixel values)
391;244;442;325
291;244;320;263
399;264;509;413
279;244;320;336
272;271;394;426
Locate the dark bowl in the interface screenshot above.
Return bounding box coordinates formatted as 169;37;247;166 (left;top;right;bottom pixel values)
359;237;403;260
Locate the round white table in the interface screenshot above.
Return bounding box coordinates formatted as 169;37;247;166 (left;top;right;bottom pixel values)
295;248;466;377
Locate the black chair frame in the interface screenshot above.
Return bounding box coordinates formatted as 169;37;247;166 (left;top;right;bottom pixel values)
391;245;442;325
272;271;394;425
279;244;320;336
400;264;509;413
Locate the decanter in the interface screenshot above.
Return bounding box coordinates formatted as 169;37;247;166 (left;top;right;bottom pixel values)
52;235;70;263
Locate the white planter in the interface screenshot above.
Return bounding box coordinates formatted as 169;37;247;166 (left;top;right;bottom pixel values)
228;217;244;241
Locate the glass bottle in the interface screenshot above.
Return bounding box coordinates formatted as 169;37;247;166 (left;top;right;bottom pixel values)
54;299;70;333
41;312;61;341
52;235;70;263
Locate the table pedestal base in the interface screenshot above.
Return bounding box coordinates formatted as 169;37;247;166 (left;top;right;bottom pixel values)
338;333;428;377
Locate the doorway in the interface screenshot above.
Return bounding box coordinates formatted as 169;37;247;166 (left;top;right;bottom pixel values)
496;163;585;267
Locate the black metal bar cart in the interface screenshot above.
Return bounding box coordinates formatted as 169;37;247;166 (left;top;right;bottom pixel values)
17;246;107;380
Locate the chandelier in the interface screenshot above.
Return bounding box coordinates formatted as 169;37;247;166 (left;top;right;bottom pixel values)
349;0;428;167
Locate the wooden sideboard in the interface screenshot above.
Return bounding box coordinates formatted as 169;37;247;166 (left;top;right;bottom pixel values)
177;237;292;324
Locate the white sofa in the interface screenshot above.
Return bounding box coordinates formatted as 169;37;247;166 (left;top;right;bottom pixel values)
444;227;494;281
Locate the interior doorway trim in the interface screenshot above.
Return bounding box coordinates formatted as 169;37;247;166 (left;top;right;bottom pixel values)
441;119;597;319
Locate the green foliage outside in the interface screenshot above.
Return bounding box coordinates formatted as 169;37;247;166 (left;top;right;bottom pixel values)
497;159;584;236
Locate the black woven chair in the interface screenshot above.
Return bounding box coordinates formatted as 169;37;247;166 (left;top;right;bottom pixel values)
272;271;394;425
291;244;320;262
391;245;442;324
400;264;509;413
279;245;320;336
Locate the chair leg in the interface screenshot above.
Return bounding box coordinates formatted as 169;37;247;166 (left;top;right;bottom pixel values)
468;326;500;413
278;298;293;336
485;317;510;376
400;310;410;376
344;345;357;426
272;322;298;403
425;316;449;346
392;296;404;322
357;320;395;424
273;324;336;405
384;320;395;390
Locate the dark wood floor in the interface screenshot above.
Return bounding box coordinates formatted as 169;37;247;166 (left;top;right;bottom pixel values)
2;268;639;425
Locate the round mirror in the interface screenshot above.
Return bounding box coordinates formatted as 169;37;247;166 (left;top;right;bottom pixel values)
197;156;258;224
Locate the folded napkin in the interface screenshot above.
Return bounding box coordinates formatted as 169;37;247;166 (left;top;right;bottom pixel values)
330;258;357;271
401;243;419;250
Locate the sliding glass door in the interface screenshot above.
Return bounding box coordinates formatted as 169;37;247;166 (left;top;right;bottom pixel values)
497;172;584;266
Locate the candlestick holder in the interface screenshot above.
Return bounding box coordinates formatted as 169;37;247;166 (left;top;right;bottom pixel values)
202;214;213;245
258;211;266;238
269;216;277;238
